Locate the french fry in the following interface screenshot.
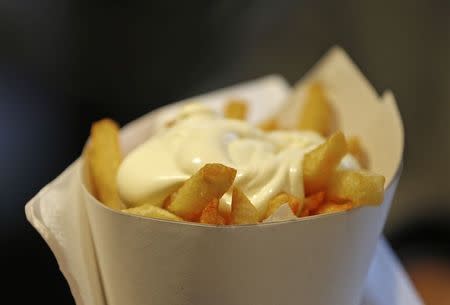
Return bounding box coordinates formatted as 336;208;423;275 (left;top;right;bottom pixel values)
303;131;347;195
166;163;237;220
199;198;226;225
122;203;183;221
348;136;369;169
162;187;179;208
316;202;353;215
327;170;385;206
230;188;259;225
87;118;123;210
298;82;333;136
218;203;232;225
298;191;325;217
224;99;248;120
263;192;300;220
258;118;278;131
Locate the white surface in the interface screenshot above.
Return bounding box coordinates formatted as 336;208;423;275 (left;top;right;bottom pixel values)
363;238;423;305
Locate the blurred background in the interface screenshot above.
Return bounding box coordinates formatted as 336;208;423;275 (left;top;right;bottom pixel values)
1;0;449;304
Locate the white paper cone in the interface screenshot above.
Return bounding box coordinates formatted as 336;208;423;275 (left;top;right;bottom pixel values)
26;47;405;305
84;178;399;305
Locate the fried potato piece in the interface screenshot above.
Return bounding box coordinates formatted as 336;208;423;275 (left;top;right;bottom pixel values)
298;82;333;136
218;203;232;225
316;202;353;215
298;191;325;217
327;170;385;206
199;198;226;225
87;118;123;210
263;192;301;220
122;203;183;221
167;163;237;220
258;118;278;131
224;99;248;120
230;188;259;225
303;131;347;195
348;136;370;169
162;191;176;208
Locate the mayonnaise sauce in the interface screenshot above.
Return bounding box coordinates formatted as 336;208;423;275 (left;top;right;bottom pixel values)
117;103;359;214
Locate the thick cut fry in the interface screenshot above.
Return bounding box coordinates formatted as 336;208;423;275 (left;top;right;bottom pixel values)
122;203;183;221
348;136;369;169
224;99;248;120
298;82;333;136
87;118;123;210
316;202;353;215
230;188;259;225
264;192;300;220
218;203;232;225
303;131;348;195
298;191;325;217
162;187;180;208
200;198;226;225
327;170;385;206
258;118;278;131
167;163;237;220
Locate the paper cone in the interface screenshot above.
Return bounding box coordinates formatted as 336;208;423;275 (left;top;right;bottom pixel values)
26;47;404;305
80;47;404;305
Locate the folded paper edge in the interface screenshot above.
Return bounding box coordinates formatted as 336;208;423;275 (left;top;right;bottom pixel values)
119;74;291;153
302;46;380;99
380;90;405;189
279;46;404;187
381;90;405;153
122;74;289;133
24;160;87;305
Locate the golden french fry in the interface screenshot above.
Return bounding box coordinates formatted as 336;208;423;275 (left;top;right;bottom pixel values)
264;192;300;220
218;202;232;225
122;203;183;221
162;187;180;208
87;118;123;210
327;170;385;206
230;188;259;225
348;136;369;169
298;191;325;217
167;163;237;220
298;82;333;136
303;131;347;195
199;198;226;225
316;202;353;215
258;118;278;131
224;99;248;120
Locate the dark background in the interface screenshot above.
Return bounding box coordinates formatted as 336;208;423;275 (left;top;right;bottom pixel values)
2;1;449;304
